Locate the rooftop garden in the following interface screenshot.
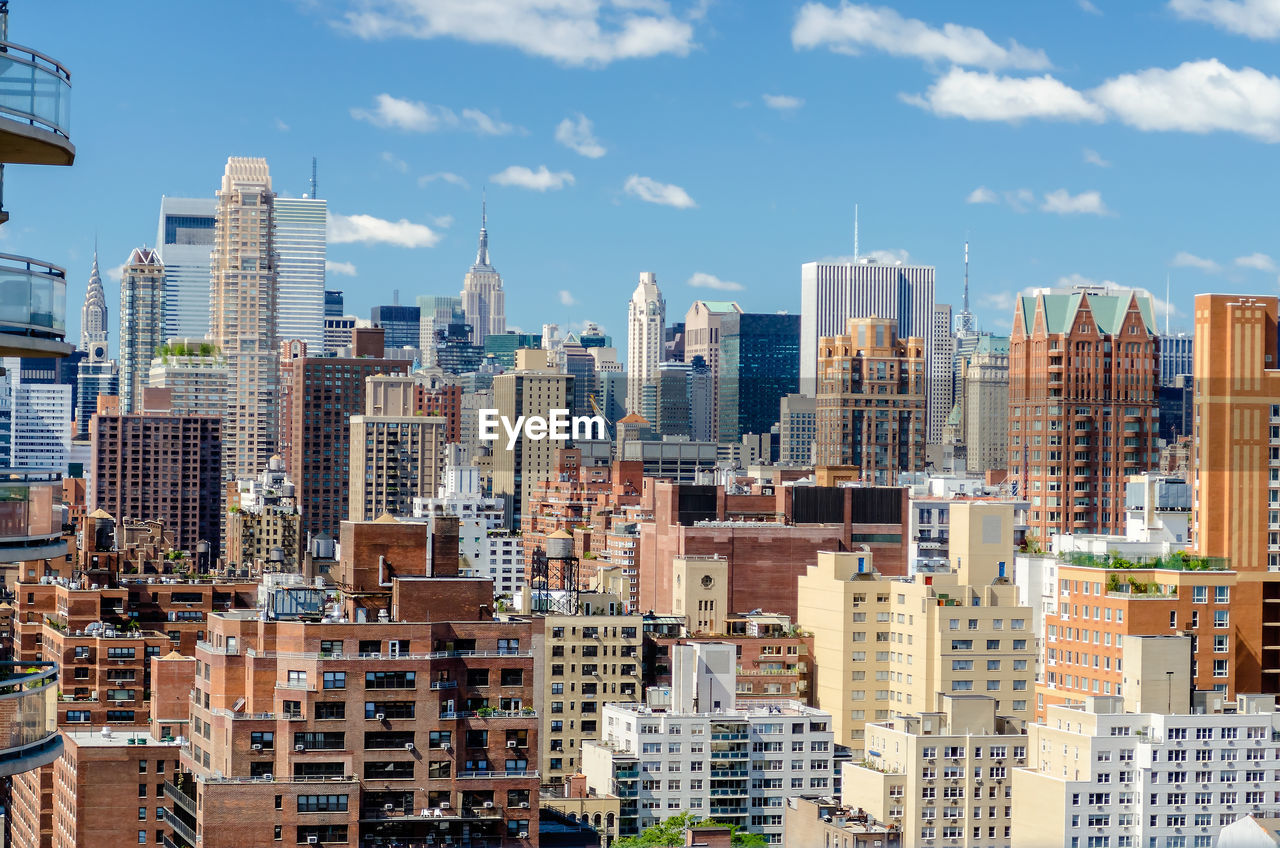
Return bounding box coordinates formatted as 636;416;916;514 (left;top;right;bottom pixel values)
1062;550;1228;572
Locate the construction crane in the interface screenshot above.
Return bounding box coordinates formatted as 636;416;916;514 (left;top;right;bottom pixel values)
588;393;616;439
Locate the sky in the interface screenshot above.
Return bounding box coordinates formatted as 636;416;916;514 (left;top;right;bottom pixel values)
13;0;1280;353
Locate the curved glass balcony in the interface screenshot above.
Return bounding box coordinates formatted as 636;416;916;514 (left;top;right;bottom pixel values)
0;253;69;356
0;661;62;778
0;39;73;166
0;470;67;563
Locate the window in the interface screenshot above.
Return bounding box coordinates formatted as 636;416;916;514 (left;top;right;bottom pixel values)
315;702;345;720
322;672;345;690
297;795;348;813
366;671;416;689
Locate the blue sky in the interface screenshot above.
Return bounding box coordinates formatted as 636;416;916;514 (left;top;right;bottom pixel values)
14;0;1280;351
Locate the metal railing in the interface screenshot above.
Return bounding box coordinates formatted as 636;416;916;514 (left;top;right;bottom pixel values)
0;39;71;139
0;253;66;337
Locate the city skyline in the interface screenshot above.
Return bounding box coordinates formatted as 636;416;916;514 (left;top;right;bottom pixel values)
14;2;1277;352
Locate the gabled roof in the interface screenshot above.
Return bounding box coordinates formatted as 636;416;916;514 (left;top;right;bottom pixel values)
1017;289;1157;337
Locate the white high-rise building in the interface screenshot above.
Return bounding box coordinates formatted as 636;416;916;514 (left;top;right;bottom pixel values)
274;196;326;351
2;359;70;472
155;196;217;339
461;200;505;347
626;271;665;416
209;157;278;480
800;259;951;441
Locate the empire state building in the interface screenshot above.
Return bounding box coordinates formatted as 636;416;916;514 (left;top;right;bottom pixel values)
461;199;505;347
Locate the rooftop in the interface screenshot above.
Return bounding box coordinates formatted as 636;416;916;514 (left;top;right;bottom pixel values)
64;730;180;749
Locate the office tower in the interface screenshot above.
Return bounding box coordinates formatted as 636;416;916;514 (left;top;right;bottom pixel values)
717;311;800;443
371;302;421;350
156;196;217;338
74;354;117;439
664;321;685;362
491;349;573;528
273;195;326;351
118;246;165;413
417;294;465;364
5;358;72;471
654;360;692;437
484;331;541;368
148;338;228;419
932;302;954;437
779;393;816;465
227;454;302;571
800;259;950;440
1158;372;1193;443
324;288;343;316
1009;287;1158;540
323;314;357;353
962;335;1009;473
683;300;742;441
581;642;836;843
436;322;484;374
562;335;597;419
0;5;78;794
797;503;1034;754
89;392;222;557
461;200;505;346
626;272;665;415
209;157;279;480
1159;331;1193;385
348;396;447;522
814;316;926;483
79;249;107;353
283;328;408;538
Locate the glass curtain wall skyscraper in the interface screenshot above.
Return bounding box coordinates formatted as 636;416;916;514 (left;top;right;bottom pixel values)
274;196;326;351
156;196;217;339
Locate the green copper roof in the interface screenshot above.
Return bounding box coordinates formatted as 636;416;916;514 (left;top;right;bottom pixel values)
1016;290;1157;336
974;335;1009;355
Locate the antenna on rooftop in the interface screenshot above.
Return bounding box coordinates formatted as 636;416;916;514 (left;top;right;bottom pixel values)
1165;273;1170;336
853;204;859;262
310;157;318;199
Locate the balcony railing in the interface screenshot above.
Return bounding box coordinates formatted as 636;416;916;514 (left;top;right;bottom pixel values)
0;40;71;140
0;254;66;340
0;469;65;562
0;661;62;778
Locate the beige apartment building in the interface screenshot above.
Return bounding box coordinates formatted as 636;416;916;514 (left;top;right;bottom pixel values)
798;502;1034;755
348;414;448;521
844;694;1027;848
491;349;574;528
147;338;229;419
527;596;643;784
209;156;279;479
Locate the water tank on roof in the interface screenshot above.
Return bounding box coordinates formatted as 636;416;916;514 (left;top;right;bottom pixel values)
545;534;573;559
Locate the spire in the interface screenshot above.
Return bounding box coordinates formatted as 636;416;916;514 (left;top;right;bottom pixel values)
80;244;108;354
963;240;970;314
474;189;490;267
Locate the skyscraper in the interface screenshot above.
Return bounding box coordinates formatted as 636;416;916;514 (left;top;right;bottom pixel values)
683;300;742;442
461;199;505;346
274;195;326;351
1009;287;1158;539
155;196;217;338
78;249;107;354
717;311;800;443
800;259;950;441
209;157;279;479
118;246;165;413
370;302;421;350
417;294;465;363
626;272;665;416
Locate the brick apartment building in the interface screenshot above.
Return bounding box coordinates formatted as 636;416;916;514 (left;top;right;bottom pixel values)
635;480;909;621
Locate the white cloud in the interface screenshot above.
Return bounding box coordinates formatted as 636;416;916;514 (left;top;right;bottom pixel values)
339;0;697;67
792;2;1050;69
1171;251;1222;273
1004;188;1036;212
1236;251;1277;271
555;113;607;158
432;214;454;229
1168;0;1280;38
688;272;745;291
902;68;1105;122
351;94;516;134
326;260;358;276
966;186;1000;204
1079;0;1103;14
1041;188;1111;215
763;93;805;111
624;174;697;208
490;165;575;191
327;212;443;248
105;263;126;284
274;117;290;132
1083;147;1111;166
1091;59;1280;142
558;290;578;306
418;171;470;189
380;151;409;172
